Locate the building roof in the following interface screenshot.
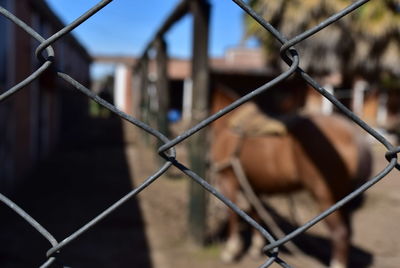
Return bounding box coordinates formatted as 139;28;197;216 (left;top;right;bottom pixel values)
94;47;274;79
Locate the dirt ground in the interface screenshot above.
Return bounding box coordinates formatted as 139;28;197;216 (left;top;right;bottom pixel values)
1;116;398;268
126;121;400;268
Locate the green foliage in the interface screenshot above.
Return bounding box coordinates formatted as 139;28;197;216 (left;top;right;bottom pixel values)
244;0;400;81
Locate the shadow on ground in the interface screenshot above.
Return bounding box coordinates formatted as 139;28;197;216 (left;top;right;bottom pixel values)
207;199;373;267
0;115;152;268
254;203;373;267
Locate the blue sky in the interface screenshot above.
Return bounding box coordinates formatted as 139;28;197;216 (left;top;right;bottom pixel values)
45;0;250;59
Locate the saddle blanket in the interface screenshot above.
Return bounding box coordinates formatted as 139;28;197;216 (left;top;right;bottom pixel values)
228;102;287;136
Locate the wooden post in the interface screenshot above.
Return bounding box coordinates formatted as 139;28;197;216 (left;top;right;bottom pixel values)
138;54;152;144
188;0;210;245
139;55;149;122
155;37;170;139
132;70;142;119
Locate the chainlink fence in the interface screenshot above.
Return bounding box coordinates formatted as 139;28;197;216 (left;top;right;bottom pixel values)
1;0;399;267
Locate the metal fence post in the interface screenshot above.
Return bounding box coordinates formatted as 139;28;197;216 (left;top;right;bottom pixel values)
188;0;210;245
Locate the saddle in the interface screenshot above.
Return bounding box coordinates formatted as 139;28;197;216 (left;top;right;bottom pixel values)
228;102;287;136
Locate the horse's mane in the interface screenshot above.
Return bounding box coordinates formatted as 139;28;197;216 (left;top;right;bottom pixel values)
214;85;241;103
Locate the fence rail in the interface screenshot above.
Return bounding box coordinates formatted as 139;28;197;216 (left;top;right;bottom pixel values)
1;0;399;267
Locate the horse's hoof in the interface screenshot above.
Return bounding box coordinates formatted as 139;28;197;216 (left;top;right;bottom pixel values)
330;259;346;268
220;250;236;263
248;232;265;260
248;247;263;260
220;234;243;263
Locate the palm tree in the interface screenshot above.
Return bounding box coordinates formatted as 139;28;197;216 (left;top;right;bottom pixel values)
244;0;400;86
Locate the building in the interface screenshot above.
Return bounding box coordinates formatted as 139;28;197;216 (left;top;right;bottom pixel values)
0;0;91;192
94;47;316;129
94;44;400;139
94;47;271;117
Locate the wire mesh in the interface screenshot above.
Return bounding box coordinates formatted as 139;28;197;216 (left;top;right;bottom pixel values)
1;0;399;267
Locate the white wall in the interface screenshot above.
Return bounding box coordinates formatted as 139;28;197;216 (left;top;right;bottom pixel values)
114;64;129;112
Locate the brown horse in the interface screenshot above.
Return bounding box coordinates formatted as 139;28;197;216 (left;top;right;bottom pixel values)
210;87;372;268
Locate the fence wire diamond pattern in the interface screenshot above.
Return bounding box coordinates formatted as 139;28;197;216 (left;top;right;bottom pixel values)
1;0;399;267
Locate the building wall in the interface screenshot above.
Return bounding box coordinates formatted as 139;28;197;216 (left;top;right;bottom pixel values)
0;0;15;190
0;0;91;192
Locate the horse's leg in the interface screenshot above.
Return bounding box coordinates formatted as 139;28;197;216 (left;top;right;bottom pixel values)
324;210;350;268
312;185;350;268
219;168;244;263
248;210;265;260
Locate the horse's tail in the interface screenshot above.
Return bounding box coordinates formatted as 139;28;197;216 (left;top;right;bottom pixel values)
356;137;373;184
347;135;373;212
